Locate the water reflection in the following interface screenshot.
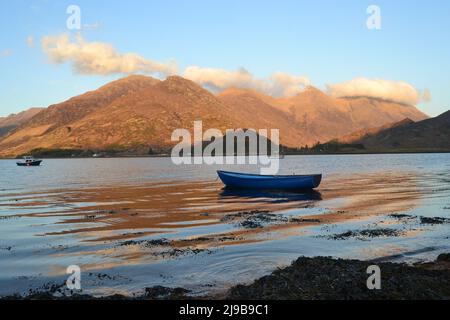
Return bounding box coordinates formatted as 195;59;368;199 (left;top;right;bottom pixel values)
1;154;450;297
220;188;322;203
1;171;425;254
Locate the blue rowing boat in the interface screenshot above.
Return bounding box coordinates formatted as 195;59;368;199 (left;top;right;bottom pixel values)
217;171;322;190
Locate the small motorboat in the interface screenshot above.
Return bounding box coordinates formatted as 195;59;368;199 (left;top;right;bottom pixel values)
217;170;322;190
16;156;42;167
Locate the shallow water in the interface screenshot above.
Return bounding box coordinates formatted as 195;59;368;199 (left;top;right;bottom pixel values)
0;154;449;296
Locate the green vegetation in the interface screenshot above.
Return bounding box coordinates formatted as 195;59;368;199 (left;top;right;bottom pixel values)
12;141;450;159
20;148;94;158
18;145;171;158
282;140;366;155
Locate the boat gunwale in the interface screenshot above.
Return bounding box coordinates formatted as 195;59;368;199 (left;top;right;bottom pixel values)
217;170;322;179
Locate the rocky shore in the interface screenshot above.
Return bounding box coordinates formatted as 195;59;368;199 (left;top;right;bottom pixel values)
227;254;450;300
3;253;450;300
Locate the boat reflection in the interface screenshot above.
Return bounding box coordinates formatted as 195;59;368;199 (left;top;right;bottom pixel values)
220;187;322;203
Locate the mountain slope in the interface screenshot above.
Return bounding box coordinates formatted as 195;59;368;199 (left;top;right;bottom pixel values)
0;108;44;137
0;76;240;156
0;75;431;157
18;75;160;130
337;118;416;144
342;111;450;151
219;86;428;145
272;87;427;143
217;88;309;146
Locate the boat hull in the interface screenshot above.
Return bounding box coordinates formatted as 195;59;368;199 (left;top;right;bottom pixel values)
217;171;322;190
16;160;42;166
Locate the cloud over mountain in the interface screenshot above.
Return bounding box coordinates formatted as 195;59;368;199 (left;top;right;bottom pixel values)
184;66;310;97
327;78;423;106
41;34;178;76
40;35;430;103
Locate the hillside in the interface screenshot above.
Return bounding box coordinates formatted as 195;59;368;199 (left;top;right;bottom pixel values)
219;86;428;145
0;108;44;137
342;111;450;151
337;118;416;144
0;76;237;156
0;75;430;157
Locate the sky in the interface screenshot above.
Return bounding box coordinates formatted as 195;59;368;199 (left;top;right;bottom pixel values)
0;0;449;117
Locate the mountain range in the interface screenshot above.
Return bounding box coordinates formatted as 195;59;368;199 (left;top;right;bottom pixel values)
0;75;431;157
339;111;450;152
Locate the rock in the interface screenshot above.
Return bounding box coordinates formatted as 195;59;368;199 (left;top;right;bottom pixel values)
326;228;402;240
437;253;450;262
226;256;450;300
144;286;190;300
420;216;450;225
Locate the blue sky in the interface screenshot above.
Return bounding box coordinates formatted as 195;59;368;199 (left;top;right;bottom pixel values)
0;0;449;117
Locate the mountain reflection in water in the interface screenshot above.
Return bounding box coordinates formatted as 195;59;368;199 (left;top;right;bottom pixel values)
0;154;449;297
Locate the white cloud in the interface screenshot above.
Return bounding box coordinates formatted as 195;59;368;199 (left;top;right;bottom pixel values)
184;66;255;90
327;78;422;105
39;34;428;104
40;34;309;97
41;33;177;76
269;72;311;97
184;66;310;97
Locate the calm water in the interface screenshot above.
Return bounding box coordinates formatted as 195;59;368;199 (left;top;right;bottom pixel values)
0;154;449;297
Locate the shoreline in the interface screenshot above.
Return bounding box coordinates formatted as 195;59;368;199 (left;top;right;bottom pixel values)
3;253;450;300
2;150;450;160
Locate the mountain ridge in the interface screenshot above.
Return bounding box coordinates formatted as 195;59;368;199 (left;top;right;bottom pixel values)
0;75;430;157
338;111;450;151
